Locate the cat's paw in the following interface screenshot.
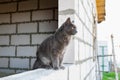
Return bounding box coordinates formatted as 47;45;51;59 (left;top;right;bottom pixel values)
60;66;65;69
45;66;52;69
53;67;59;70
40;65;52;69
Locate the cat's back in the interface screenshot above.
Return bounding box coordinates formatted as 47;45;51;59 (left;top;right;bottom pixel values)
41;35;54;45
37;35;54;51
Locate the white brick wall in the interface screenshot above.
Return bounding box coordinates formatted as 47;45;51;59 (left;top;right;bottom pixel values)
11;35;30;45
32;34;52;44
58;0;97;79
31;58;36;69
0;3;17;13
10;58;29;68
0;14;10;24
18;23;37;33
17;46;37;57
18;0;38;11
39;21;57;32
32;10;53;21
12;12;30;23
0;58;8;67
0;36;9;45
0;47;15;56
0;24;16;34
0;69;15;74
59;0;74;11
39;0;57;9
0;0;58;73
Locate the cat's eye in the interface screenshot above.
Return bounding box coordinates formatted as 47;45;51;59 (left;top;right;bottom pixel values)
72;26;75;29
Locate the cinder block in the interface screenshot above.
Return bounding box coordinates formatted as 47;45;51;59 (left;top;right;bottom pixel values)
31;58;36;69
39;0;57;9
59;0;74;11
0;3;17;13
10;58;29;68
55;9;58;20
18;23;37;33
0;0;11;2
0;58;9;67
17;46;37;57
18;0;38;11
0;24;16;34
12;0;19;1
16;70;27;73
0;69;15;74
80;63;86;80
32;34;52;44
32;10;53;21
0;14;10;24
12;12;30;23
11;35;30;45
0;47;15;56
0;36;9;45
39;21;58;32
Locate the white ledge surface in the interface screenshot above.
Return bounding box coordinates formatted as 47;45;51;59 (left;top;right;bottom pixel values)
0;64;74;80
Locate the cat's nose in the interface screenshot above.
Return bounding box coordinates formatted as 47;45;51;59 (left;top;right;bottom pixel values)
75;30;77;34
72;30;77;35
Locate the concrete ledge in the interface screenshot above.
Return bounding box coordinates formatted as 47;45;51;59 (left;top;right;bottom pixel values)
1;69;68;80
0;64;96;80
0;64;77;80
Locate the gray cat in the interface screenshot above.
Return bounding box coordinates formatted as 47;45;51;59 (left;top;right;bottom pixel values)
33;18;77;70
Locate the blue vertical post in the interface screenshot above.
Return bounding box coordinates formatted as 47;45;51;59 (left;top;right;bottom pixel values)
99;46;106;72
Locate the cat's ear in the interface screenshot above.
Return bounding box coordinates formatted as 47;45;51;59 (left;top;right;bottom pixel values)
65;17;71;24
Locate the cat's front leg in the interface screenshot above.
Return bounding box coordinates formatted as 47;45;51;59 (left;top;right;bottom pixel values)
59;54;65;69
52;55;60;70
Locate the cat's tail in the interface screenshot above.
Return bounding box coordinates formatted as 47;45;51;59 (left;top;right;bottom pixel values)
33;51;42;69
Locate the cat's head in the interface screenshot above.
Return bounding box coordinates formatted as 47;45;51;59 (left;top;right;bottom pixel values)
63;18;77;35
